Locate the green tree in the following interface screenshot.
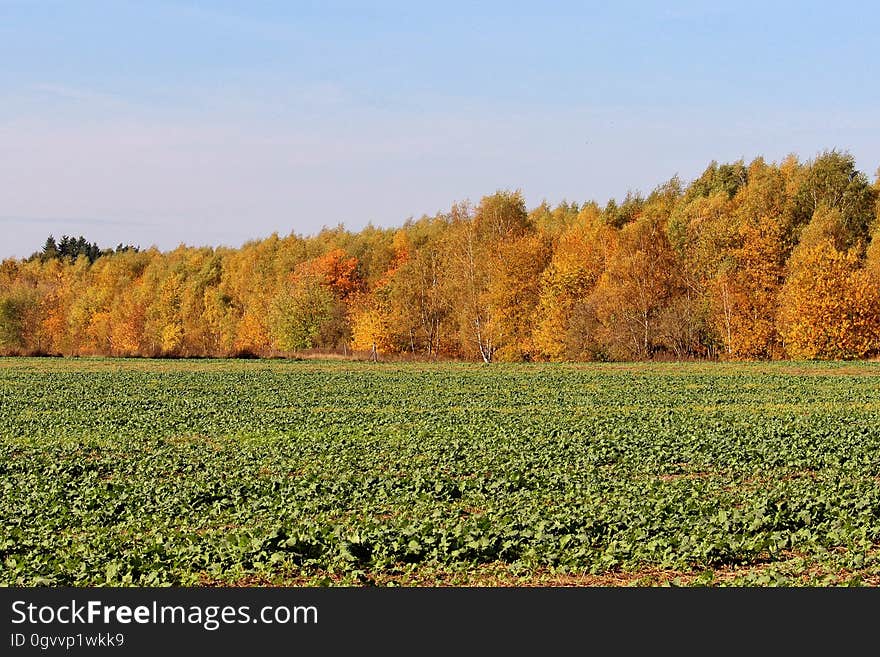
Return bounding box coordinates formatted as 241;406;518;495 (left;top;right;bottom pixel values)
270;272;333;352
791;151;877;251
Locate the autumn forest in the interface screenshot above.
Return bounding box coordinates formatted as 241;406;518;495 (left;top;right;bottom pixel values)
2;151;880;362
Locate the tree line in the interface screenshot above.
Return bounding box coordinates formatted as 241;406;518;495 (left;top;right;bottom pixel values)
1;151;879;361
32;235;140;265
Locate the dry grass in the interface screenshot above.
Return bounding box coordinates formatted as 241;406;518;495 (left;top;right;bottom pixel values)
3;356;880;376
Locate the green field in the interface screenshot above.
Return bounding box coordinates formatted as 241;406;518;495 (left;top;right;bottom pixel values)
2;358;880;586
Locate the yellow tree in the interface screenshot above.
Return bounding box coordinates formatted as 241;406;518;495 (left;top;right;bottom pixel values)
867;218;880;283
710;216;786;359
528;200;582;239
702;159;790;359
38;258;80;354
443;192;535;362
385;218;453;357
201;285;237;355
220;236;285;356
0;259;48;354
144;263;185;356
349;292;393;361
487;233;551;361
532;208;612;360
64;250;152;355
109;273;150;356
171;248;224;356
778;206;880;359
591;212;679;359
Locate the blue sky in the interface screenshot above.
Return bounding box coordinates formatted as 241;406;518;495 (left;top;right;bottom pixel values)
2;0;878;258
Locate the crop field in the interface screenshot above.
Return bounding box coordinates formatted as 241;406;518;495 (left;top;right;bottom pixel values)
2;357;880;586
